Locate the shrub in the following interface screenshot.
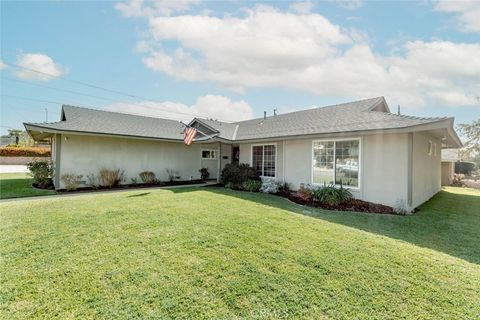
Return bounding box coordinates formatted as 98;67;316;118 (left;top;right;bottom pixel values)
242;179;262;192
99;169;124;188
278;181;291;194
0;146;51;157
260;179;280;194
130;177;138;185
297;184;314;202
139;171;156;184
221;163;259;188
86;173;99;189
60;173;83;191
199;168;210;180
313;184;353;206
455;161;475;175
166;169;180;182
26;159;54;189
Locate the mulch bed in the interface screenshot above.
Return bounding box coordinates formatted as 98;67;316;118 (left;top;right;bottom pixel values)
281;192;395;214
49;180;206;193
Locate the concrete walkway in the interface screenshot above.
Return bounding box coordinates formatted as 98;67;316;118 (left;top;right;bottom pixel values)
0;165;28;173
0;181;218;203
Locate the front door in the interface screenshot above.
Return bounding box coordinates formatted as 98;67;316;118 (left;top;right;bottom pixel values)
232;146;240;165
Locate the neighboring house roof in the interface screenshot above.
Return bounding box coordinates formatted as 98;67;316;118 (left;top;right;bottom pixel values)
24;97;462;147
442;148;459;162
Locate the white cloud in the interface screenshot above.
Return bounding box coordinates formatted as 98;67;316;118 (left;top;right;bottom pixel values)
123;3;480;109
106;94;253;122
13;53;67;81
289;1;314;14
434;0;480;32
116;0;200;17
330;0;363;10
0;60;6;70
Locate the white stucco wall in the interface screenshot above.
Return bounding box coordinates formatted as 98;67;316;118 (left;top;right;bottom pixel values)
57;134;214;189
361;133;409;208
240;133;410;208
411;132;442;208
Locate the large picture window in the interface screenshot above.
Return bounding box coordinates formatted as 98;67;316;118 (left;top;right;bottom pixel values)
313;139;359;187
252;144;276;177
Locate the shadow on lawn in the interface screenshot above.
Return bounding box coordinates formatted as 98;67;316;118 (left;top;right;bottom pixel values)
168;186;480;264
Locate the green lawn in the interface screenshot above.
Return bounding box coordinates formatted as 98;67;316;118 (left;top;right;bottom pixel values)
0;173;56;199
1;187;479;319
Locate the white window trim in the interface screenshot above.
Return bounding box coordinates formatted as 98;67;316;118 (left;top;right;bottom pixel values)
311;137;362;190
201;149;218;159
428;140;433;156
250;143;277;178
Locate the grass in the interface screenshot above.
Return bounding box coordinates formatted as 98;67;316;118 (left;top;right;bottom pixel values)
0;173;56;199
0;187;479;319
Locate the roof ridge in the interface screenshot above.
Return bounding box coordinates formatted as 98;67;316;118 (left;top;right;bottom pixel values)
377;111;449;121
62;104;184;124
232;96;384;124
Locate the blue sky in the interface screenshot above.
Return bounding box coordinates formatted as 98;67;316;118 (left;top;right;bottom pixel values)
1;0;479;135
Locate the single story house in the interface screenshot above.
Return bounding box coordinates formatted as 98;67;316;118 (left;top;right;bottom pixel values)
24;97;462;211
441;148;459;186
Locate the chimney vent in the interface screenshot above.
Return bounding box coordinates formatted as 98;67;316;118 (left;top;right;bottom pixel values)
264;111;267;119
273;108;277;116
397;105;401;115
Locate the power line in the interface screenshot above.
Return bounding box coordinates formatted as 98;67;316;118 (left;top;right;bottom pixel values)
5;62;143;100
3;62;233;122
2;77;224;120
3;77;121;103
1;94;193;122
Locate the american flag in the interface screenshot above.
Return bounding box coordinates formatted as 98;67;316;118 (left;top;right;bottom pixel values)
183;126;197;146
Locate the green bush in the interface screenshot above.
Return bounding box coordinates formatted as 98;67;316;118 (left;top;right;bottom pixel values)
313;184;353;206
199;168;210;180
221;163;259;188
455;162;475;175
242;179;262;192
26;159;54;189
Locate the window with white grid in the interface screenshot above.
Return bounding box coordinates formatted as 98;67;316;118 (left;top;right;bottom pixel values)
252;144;276;177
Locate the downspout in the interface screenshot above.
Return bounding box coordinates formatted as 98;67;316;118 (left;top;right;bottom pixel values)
217;142;222;183
54;133;62;189
407;132;413;209
282;140;286;182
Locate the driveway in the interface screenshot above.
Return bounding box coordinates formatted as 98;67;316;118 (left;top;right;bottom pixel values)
0;165;29;173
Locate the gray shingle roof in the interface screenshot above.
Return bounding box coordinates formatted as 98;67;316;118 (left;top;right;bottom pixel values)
196;97;448;141
25;97;450;142
26;105;186;140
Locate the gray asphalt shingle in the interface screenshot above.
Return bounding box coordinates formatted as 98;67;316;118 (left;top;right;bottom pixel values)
25;97;448;142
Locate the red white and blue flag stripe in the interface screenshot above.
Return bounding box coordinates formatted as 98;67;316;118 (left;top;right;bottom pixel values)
183;127;197;146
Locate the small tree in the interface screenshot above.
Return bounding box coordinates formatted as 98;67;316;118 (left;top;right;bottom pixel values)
457;118;480;168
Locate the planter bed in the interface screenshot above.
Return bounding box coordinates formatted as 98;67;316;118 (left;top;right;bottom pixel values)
52;180;207;193
283;192;394;214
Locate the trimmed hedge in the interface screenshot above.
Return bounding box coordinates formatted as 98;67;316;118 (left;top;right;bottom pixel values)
0;147;51;157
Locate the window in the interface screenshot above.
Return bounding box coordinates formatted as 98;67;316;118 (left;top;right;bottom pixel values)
428;141;433;156
252;144;276;177
202;150;217;159
313;139;359;188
